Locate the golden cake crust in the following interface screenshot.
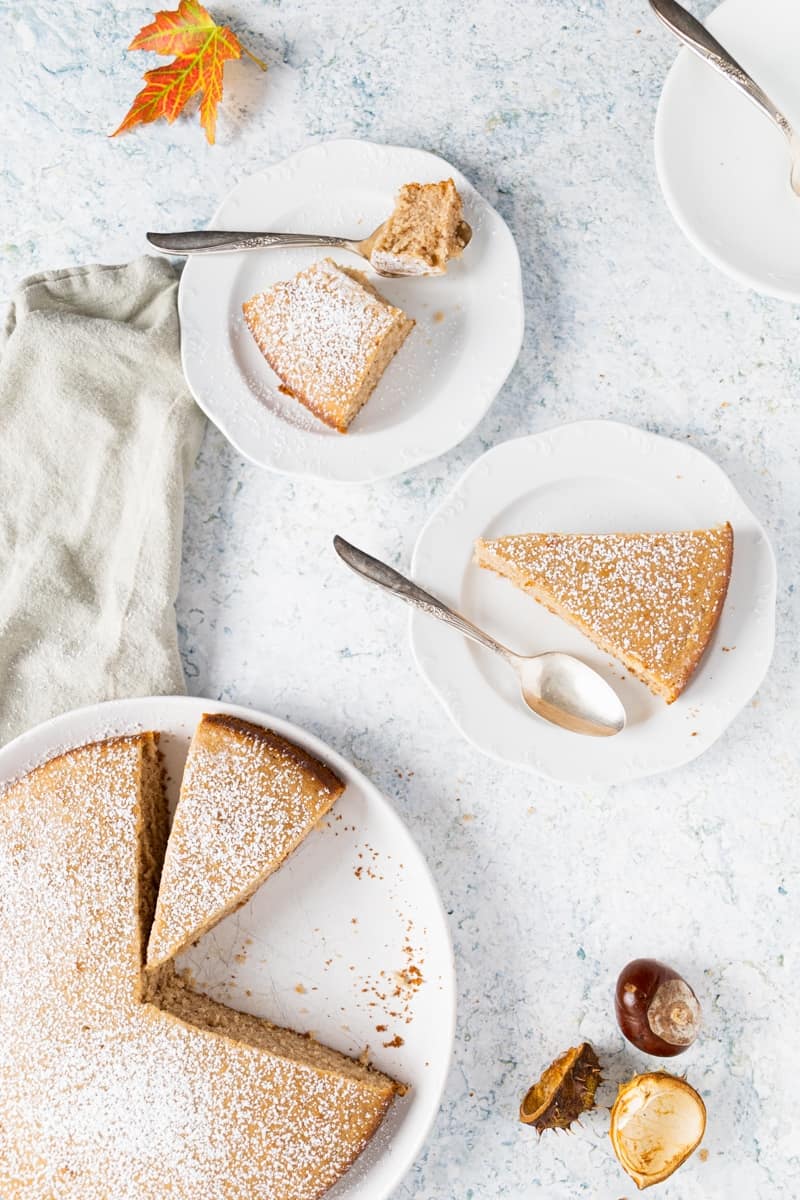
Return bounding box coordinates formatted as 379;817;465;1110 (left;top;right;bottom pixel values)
243;258;414;433
0;730;398;1199
474;524;733;703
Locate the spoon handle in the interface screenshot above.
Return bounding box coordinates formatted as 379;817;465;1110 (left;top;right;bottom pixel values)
333;536;513;661
146;230;351;255
649;0;794;141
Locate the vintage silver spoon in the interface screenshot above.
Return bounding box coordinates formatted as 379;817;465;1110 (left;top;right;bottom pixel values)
650;0;800;197
333;536;626;738
147;217;473;278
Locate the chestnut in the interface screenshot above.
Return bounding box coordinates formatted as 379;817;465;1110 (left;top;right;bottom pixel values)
615;958;700;1056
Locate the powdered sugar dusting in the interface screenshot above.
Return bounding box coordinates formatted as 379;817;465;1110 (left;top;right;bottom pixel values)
477;527;733;690
0;734;393;1199
242;258;413;430
149;716;343;966
370;250;434;276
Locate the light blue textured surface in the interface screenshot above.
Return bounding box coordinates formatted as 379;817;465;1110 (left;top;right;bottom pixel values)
3;1;799;1196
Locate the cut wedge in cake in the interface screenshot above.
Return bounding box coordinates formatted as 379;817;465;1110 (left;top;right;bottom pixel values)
370;179;468;276
243;258;414;433
0;731;399;1199
147;713;345;969
474;525;733;703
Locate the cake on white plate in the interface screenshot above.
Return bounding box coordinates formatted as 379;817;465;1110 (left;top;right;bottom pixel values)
0;726;400;1199
243;257;414;433
474;524;733;703
147;712;345;968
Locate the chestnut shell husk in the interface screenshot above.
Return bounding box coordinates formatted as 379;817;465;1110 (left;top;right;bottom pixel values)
519;1042;602;1133
615;958;701;1057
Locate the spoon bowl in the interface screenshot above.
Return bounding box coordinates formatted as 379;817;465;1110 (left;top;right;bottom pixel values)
333;536;626;739
516;652;626;737
147;217;473;278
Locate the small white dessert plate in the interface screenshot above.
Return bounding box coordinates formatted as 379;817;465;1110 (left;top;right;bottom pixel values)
410;420;776;786
654;0;800;300
179;139;524;482
0;696;455;1200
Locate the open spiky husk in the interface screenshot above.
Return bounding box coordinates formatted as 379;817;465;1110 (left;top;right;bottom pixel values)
519;1042;601;1133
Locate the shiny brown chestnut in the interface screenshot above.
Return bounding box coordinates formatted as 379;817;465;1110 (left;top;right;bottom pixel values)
615;958;701;1057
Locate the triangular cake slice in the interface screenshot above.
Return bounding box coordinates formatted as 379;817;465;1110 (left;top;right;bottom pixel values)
147;714;345;968
474;524;733;703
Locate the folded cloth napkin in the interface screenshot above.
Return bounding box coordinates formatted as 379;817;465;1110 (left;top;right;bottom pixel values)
0;257;206;746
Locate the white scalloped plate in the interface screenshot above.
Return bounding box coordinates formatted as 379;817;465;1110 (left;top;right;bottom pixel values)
410;421;776;785
0;696;455;1200
179;140;524;482
654;0;800;300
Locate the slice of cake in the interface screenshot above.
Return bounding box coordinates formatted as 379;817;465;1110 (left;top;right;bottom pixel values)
147;714;346;968
474;525;733;703
242;258;414;433
0;732;399;1199
370;179;468;276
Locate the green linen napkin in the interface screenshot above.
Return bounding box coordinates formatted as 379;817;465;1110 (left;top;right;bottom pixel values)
0;257;205;746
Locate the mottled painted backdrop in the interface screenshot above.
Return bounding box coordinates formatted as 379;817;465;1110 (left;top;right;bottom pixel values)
2;1;798;1196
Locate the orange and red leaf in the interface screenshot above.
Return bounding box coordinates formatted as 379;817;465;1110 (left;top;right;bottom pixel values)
112;2;265;143
128;0;222;57
196;35;238;143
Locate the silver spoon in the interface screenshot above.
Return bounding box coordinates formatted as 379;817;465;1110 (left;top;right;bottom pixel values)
147;217;473;278
650;0;800;197
333;536;626;739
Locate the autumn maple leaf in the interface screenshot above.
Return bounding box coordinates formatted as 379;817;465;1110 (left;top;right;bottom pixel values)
112;0;266;145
